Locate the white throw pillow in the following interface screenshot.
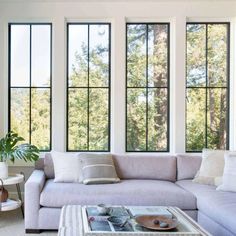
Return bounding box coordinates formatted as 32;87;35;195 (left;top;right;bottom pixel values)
193;149;226;186
51;151;80;183
217;152;236;192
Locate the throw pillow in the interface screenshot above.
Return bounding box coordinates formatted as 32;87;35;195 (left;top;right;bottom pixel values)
217;152;236;192
51;151;80;183
78;153;120;185
193;149;225;186
44;153;55;179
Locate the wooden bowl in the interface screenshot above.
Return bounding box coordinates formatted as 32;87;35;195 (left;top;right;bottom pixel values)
135;215;178;231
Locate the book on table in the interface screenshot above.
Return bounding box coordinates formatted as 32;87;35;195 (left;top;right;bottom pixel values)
128;206;173;218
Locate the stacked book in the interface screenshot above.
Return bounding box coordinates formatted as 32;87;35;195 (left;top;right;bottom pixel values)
128;206;173;219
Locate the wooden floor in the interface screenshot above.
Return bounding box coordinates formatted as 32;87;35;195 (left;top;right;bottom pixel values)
0;209;57;236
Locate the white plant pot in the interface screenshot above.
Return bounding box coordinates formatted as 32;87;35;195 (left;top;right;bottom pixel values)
0;162;8;179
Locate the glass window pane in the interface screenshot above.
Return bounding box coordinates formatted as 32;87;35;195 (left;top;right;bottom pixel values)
207;88;228;149
10;88;30;143
67;23;110;151
208;24;228;87
127;88;146;151
186;23;229;152
89;25;109;87
32;25;51;87
186;24;206;87
186;88;206;151
11;25;30;87
68;25;88;87
148;88;168;151
89;88;109;150
148;24;168;87
9;23;51;151
31;88;50;150
127;24;147;87
68;88;88;150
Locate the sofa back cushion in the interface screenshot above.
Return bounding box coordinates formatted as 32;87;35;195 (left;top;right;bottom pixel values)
113;154;176;182
177;154;202;180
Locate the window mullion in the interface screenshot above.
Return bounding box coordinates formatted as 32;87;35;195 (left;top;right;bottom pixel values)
205;23;208;148
87;24;90;151
146;24;149;151
29;24;32;145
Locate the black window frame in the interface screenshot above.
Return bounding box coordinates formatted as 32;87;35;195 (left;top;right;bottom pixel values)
185;22;230;152
8;22;52;152
125;22;170;152
66;22;111;152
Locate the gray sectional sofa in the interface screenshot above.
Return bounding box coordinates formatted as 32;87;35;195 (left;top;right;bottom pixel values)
25;153;236;236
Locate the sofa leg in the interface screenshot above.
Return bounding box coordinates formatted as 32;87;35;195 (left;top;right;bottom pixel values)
25;229;41;234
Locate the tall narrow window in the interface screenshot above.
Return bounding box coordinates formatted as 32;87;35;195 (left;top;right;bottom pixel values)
186;23;229;152
126;23;170;152
9;23;52;151
67;23;110;151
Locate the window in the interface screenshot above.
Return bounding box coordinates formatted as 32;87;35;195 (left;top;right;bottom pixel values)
9;23;52;151
186;23;230;152
67;23;111;151
126;23;170;152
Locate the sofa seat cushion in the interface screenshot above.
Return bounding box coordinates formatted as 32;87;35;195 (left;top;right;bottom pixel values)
40;179;196;210
176;180;236;234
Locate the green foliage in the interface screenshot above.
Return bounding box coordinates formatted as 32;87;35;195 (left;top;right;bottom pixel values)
0;131;39;163
127;24;168;151
11;88;50;150
186;23;228;151
68;24;109;151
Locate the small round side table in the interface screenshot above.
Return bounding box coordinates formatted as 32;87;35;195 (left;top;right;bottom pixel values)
0;173;25;217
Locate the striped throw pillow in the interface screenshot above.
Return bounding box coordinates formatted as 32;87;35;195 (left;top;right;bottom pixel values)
78;153;120;185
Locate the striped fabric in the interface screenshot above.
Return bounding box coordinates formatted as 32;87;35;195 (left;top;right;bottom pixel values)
58;205;83;236
78;153;120;184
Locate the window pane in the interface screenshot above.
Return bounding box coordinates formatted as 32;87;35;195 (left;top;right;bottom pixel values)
9;24;51;151
89;25;109;87
127;24;146;87
10;25;30;87
67;23;110;151
126;23;169;152
186;23;229;152
207;88;228;149
68;25;88;87
10;88;30;143
68;88;88;150
31;88;50;149
208;24;228;87
148;88;168;151
32;25;51;87
89;88;109;150
186;88;206;151
186;24;206;87
148;24;168;87
127;88;146;151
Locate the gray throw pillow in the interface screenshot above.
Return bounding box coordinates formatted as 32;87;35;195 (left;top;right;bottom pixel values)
77;153;120;185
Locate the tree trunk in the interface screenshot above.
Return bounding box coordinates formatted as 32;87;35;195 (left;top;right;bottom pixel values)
153;25;167;149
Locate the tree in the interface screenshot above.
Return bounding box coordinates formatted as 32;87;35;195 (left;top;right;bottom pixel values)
186;23;228;150
127;24;168;151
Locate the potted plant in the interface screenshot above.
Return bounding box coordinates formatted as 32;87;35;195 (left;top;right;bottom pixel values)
0;131;39;179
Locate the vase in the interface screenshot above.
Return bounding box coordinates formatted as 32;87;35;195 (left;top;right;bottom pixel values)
0;162;8;179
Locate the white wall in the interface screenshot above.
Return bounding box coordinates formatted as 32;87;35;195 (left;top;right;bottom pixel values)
0;1;236;169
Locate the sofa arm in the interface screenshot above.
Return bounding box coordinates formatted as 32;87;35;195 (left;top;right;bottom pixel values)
25;170;46;230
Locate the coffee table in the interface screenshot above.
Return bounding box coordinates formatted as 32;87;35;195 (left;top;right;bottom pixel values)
58;205;211;236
